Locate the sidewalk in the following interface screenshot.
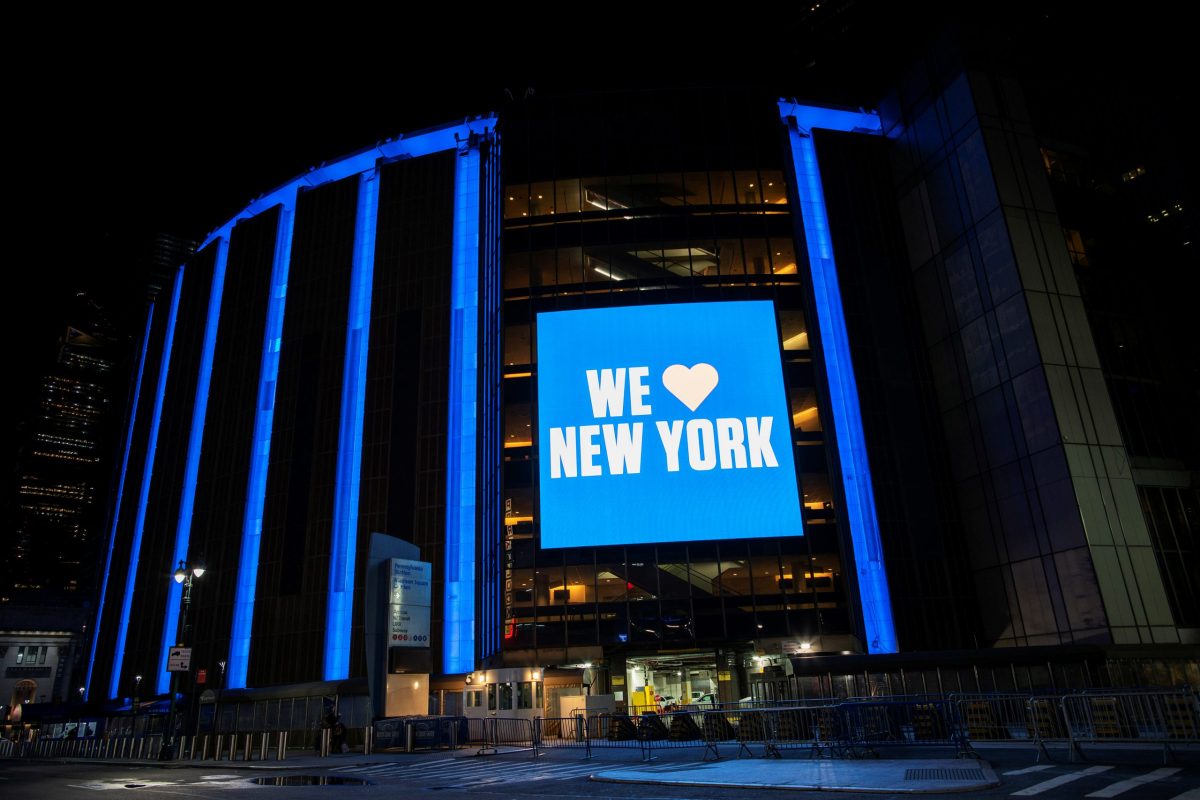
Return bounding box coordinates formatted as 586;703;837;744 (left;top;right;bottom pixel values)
593;758;999;793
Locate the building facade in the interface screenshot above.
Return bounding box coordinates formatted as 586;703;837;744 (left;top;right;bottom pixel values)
83;77;1195;708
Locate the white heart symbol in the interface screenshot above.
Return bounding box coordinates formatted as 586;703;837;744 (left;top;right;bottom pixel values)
662;363;719;412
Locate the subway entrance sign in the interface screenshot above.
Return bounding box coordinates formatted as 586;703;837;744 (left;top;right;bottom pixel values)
536;301;803;548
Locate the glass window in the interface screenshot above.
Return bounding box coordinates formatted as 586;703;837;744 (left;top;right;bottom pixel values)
535;681;544;710
780;308;808;351
760;171;788;206
709;171;737;205
683;172;711;206
790;388;823;433
505;251;530;291
528;181;554;217
555;179;582;215
16;646;24;665
504;325;531;369
517;681;534;709
743;238;772;276
504;185;529;220
499;682;514;711
487;683;497;711
735;170;763;205
38;647;47;665
772;239;798;276
505;404;533;450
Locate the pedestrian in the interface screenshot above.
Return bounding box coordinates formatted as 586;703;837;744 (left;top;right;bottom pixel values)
331;715;347;754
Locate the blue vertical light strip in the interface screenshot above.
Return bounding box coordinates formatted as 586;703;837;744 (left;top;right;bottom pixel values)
109;265;185;699
227;199;296;689
325;170;379;681
156;239;229;694
86;302;154;700
780;103;898;654
444;145;481;674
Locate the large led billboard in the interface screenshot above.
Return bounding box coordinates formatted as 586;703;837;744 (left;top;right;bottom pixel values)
536;301;803;548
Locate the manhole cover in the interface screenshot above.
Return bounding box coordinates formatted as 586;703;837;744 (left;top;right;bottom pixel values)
904;768;984;781
251;776;370;786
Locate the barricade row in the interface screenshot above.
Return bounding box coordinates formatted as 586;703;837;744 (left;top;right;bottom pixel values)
0;727;380;762
480;700;976;762
954;690;1199;763
6;690;1196;764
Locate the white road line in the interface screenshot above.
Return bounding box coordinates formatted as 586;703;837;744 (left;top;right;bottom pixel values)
1086;767;1182;798
1004;765;1055;776
1167;788;1200;800
1011;765;1113;796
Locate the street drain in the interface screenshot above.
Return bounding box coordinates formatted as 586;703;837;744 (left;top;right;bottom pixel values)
904;768;984;781
251;776;369;786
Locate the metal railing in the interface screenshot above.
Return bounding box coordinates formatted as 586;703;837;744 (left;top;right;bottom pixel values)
474;717;536;756
1060;690;1199;763
6;689;1194;765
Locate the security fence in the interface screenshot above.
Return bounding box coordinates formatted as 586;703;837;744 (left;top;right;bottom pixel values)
6;688;1196;764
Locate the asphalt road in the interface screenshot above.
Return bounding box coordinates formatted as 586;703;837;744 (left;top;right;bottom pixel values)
1;743;1197;799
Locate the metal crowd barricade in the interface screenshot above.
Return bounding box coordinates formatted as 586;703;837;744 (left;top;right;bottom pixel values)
534;716;590;756
475;717;537;757
836;699;976;758
1059;689;1200;763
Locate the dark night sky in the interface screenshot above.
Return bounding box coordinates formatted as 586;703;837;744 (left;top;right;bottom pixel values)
10;4;1191;408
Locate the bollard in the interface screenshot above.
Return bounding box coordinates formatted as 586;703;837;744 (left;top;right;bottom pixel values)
276;731;288;761
214;734;225;762
136;738;145;760
406;722;414;753
363;725;373;755
259;732;268;761
320;728;331;758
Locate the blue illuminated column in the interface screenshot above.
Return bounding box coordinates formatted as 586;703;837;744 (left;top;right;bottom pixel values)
86;302;154;700
227;197;296;689
157;240;229;693
778;102;898;654
444;145;481;674
109;264;186;699
325;170;379;681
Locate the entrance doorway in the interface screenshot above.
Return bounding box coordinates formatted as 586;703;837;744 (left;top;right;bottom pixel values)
625;652;719;712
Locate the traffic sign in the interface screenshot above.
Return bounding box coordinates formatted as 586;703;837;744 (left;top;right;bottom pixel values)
166;647;192;672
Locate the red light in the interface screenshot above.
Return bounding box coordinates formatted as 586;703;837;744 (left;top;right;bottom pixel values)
626;582;634;591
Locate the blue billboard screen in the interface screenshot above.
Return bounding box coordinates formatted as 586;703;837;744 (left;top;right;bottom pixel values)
536;301;803;548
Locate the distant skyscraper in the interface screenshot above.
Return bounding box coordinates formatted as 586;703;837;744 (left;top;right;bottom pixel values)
4;235;195;607
5;294;119;602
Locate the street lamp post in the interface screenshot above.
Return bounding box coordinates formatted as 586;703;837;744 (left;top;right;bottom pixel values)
133;674;142;733
160;559;204;760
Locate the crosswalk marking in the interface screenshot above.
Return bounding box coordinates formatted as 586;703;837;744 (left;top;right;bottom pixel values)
1085;767;1181;798
1011;765;1113;796
1004;765;1055;776
1168;788;1200;800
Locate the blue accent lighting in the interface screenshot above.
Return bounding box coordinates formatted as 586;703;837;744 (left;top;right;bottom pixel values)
536;301;804;549
110;264;185;699
444;144;481;675
157;239;229;694
779;101;898;654
228;198;296;689
326;171;379;681
86;302;154;700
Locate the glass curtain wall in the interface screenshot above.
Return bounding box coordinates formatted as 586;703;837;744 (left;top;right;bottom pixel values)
496;90;854;664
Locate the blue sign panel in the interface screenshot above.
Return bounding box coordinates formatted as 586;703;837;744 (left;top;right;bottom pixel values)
536;301;803;548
